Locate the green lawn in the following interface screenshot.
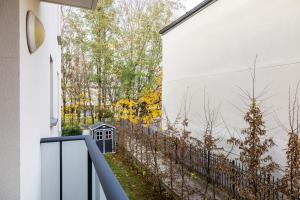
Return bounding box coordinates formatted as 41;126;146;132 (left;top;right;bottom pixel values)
104;154;162;200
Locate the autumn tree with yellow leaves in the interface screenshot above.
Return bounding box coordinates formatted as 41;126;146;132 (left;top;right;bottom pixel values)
61;0;180;128
115;71;162;126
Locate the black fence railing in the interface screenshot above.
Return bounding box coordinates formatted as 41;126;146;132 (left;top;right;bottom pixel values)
117;121;299;200
172;144;288;200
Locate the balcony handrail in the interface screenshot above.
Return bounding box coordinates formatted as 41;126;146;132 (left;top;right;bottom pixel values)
41;135;128;200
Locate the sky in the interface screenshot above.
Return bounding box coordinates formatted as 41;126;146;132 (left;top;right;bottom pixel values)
183;0;203;11
173;0;203;21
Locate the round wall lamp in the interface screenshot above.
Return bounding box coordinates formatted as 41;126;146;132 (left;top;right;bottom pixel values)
26;11;45;54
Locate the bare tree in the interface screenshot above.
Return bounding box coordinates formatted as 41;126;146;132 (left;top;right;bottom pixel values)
228;56;278;200
164;112;180;196
281;83;300;199
201;92;222;199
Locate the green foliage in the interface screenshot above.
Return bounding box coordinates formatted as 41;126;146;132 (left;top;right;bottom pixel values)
61;1;181;127
62;126;83;136
105;154;172;200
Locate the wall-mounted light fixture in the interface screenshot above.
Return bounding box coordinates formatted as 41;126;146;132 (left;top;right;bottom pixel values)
26;11;45;54
57;35;62;46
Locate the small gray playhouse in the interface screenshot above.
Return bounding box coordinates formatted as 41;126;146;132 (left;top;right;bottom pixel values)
89;122;116;153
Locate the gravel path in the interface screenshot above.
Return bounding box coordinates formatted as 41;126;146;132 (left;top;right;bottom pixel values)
124;139;230;200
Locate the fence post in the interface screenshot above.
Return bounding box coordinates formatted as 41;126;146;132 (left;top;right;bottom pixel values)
207;150;211;182
203;149;206;175
189;143;192;170
272;176;275;200
231;160;235;195
175;140;178;164
164;135;167;154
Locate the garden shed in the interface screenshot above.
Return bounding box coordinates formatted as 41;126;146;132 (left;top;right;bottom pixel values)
89;122;116;153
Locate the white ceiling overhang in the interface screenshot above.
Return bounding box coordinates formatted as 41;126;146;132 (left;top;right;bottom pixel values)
41;0;98;9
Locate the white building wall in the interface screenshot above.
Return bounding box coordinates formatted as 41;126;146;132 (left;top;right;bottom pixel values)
162;0;300;166
0;1;20;199
19;1;61;199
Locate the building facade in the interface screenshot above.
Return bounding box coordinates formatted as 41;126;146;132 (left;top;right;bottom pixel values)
0;0;97;199
160;0;300;166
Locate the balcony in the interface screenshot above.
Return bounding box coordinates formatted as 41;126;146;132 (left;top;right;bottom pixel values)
40;136;128;200
40;0;98;9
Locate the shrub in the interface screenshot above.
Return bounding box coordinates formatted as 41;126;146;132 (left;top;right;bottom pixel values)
62;126;83;136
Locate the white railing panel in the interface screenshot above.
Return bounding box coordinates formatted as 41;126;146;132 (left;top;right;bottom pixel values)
92;164;107;200
41;142;60;200
62;140;88;200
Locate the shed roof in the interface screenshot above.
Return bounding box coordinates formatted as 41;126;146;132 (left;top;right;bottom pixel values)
159;0;217;35
89;122;115;130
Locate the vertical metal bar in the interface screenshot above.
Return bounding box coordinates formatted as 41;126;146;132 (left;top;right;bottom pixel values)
88;154;92;200
164;135;166;153
272;176;275;200
189;143;192;169
207;150;210;184
60;141;62;200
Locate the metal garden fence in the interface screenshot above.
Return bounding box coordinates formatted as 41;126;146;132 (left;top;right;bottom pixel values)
117;121;299;200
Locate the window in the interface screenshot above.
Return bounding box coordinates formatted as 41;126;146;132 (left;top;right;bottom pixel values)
96;131;103;141
50;56;58;127
56;72;60;123
106;130;112;139
50;56;53;118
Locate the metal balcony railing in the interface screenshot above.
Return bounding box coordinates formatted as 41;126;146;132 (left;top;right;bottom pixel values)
40;135;128;200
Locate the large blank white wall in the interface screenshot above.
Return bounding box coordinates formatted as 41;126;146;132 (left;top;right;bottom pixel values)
162;0;300;166
0;1;20;199
19;1;61;199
